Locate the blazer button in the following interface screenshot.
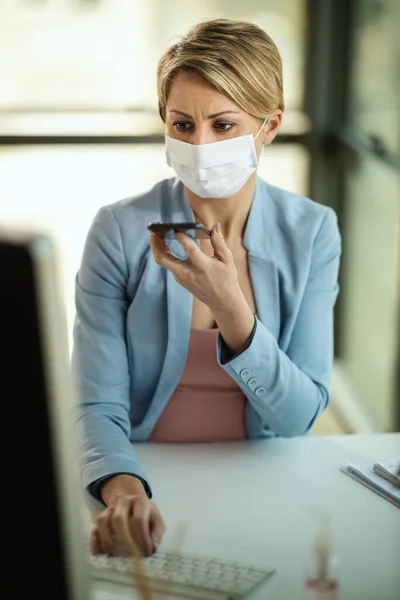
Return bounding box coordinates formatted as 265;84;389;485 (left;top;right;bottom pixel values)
248;377;259;390
255;386;266;396
240;368;250;379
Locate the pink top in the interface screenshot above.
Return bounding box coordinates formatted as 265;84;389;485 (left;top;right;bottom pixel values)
149;328;247;443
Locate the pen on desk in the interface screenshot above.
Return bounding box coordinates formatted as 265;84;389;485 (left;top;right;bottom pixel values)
130;538;153;600
163;521;189;600
129;522;188;600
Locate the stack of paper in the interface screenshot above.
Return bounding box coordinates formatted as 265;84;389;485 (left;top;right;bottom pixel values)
373;458;400;487
341;456;400;508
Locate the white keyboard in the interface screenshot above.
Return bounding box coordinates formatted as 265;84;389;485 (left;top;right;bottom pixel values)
88;549;276;600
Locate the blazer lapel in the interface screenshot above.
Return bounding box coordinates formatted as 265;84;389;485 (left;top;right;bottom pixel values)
243;177;281;342
247;253;281;342
149;182;194;418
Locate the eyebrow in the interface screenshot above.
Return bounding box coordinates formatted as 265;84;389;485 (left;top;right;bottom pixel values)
169;109;240;119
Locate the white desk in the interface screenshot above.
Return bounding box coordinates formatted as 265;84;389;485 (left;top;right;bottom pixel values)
90;433;400;600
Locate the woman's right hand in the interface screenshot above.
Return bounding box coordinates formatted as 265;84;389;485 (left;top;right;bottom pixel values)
90;474;166;557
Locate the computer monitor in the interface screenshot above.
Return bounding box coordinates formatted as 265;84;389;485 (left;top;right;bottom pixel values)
0;226;91;600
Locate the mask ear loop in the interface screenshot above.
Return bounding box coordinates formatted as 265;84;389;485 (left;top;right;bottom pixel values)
254;116;269;161
254;116;269;141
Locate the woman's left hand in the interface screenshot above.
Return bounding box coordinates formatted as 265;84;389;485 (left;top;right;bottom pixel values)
149;223;243;313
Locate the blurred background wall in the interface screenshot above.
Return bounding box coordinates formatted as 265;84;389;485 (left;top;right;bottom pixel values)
0;0;399;434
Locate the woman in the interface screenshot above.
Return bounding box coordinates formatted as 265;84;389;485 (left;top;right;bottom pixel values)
72;18;341;558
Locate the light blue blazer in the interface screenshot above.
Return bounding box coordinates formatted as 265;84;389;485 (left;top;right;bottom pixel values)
71;176;341;499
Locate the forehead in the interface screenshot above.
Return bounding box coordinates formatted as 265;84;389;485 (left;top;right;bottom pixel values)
167;71;243;113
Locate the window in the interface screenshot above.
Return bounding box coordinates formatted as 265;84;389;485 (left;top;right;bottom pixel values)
349;0;400;158
0;0;307;136
339;156;400;431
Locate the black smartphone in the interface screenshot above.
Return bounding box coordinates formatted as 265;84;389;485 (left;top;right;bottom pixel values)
147;222;211;239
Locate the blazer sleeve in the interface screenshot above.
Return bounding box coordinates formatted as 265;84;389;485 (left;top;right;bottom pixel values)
71;205;152;502
217;207;341;437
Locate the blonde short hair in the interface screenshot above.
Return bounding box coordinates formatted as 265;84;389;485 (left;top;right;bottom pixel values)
157;18;285;122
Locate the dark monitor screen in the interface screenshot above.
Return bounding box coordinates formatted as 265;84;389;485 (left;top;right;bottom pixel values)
0;227;91;600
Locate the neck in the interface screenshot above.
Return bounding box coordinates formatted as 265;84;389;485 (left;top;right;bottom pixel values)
185;173;257;243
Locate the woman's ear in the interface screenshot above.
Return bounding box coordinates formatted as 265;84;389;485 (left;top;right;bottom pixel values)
263;111;283;146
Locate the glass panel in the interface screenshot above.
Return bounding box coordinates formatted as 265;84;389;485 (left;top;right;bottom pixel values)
0;0;307;134
349;0;400;157
0;142;308;351
339;155;400;431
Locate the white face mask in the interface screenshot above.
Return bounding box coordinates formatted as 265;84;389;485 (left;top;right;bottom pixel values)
165;117;268;199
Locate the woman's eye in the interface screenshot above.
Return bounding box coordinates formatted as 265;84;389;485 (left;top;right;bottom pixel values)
214;122;234;132
173;121;193;132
